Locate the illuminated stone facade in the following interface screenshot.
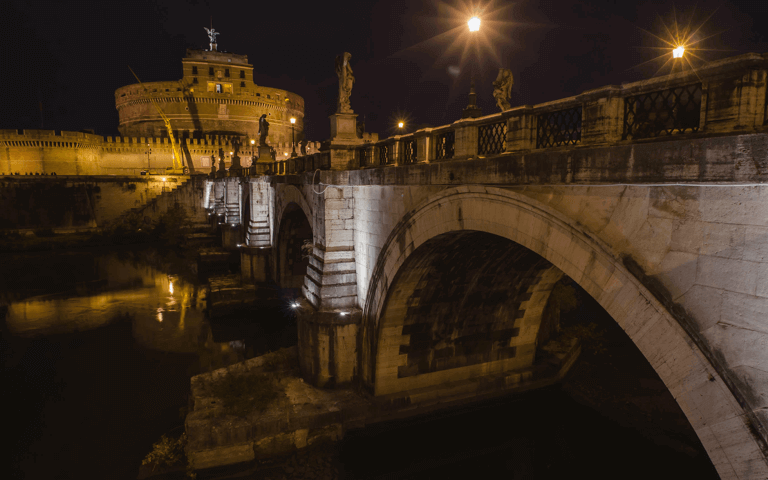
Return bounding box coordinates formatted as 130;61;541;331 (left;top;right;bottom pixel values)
115;49;304;145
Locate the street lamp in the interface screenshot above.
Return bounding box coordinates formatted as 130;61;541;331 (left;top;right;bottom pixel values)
462;15;482;119
468;16;480;32
673;45;685;58
398;121;404;129
250;139;256;165
290;117;297;157
146;143;151;171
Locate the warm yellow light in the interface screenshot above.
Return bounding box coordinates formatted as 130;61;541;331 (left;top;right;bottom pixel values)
398;122;404;128
161;177;166;181
285;152;289;156
250;139;255;145
290;117;296;124
673;46;685;58
169;281;174;295
229;151;233;155
468;16;480;32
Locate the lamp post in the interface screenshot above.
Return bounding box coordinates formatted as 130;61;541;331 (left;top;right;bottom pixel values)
250;139;256;167
290;117;297;157
146;143;151;172
462;15;482;119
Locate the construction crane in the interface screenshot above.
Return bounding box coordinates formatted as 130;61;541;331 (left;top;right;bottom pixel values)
128;66;187;174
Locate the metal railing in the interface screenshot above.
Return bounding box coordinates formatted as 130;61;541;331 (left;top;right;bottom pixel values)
435;130;455;160
478;120;507;155
536;106;582;148
622;83;702;140
402;138;417;164
378;143;389;165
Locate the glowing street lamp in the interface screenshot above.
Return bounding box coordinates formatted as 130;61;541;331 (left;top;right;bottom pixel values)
673;45;685;59
398;121;404;129
290;117;297;157
468;16;480;32
463;15;482;119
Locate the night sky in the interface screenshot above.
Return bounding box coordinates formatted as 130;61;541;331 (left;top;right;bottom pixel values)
2;0;767;140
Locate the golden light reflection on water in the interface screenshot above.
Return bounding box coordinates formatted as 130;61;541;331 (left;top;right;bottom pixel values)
4;253;238;364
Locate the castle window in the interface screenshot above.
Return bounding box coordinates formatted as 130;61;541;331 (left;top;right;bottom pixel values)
192;66;198;74
239;70;245;79
225;68;230;77
240;81;245;88
267;94;271;99
193;77;198;84
256;93;261;97
209;67;214;76
216;84;222;93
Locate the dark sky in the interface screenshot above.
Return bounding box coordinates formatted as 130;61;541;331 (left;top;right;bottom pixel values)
1;0;767;140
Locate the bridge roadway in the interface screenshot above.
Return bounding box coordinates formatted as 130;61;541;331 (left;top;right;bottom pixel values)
202;53;768;478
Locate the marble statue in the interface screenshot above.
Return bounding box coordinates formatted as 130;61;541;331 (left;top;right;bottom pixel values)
335;52;355;113
492;68;514;111
204;27;220;51
258;114;270;146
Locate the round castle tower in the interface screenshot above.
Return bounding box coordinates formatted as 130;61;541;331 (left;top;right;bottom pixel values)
115;35;304;146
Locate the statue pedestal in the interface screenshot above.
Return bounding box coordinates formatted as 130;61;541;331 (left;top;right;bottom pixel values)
328;113;366;170
256;145;273;163
330;113;358;141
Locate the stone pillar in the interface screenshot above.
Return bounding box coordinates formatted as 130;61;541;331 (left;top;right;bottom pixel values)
298;185;360;388
224;177;240;225
414;129;432;163
241;246;272;283
506;106;535;152
578;86;623;145
452;119;478;159
212;180;226;219
329;113;365;170
296;300;359;388
245;179;271;248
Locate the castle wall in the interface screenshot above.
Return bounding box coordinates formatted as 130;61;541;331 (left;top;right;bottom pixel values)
0;130;321;176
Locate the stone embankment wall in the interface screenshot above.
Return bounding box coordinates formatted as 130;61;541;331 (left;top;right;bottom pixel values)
0;175;204;230
0;129;320;176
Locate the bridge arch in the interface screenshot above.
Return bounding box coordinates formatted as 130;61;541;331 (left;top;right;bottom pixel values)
275;202;313;292
361;185;768;478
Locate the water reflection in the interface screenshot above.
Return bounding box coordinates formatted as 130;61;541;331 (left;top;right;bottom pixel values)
3;251;243;369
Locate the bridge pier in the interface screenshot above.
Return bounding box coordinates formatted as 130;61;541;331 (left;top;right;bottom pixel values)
296;299;360;388
240;246;272;283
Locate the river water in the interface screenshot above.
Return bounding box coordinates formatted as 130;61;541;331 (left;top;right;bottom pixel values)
0;247;294;480
0;247;720;479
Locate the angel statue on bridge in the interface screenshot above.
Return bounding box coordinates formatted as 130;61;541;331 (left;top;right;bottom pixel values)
493;68;514;112
335;52;355;114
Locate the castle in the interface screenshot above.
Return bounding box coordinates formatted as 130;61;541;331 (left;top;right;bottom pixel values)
0;30;315;176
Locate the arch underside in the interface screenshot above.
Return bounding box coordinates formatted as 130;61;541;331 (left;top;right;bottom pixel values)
362;186;768;479
276;202;313;291
375;230;565;396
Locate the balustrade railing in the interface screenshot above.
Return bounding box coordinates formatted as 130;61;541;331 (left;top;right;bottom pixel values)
402;138;417;164
536;106;582;148
478;120;507;155
435;130;455;160
622;83;702;140
240;53;767;174
379;143;391;165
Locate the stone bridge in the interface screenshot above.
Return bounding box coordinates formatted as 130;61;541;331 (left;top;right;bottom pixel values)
203;53;768;478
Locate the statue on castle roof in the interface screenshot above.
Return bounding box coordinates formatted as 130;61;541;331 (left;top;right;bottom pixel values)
335;52;355;114
492;68;514;112
204;27;220;51
258;114;270;146
300;139;308;156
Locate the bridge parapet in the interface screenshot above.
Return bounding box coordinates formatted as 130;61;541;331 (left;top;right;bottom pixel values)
254;52;766;176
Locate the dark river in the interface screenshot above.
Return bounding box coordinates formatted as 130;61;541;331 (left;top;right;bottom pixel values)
0;247;719;479
0;247;294;480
